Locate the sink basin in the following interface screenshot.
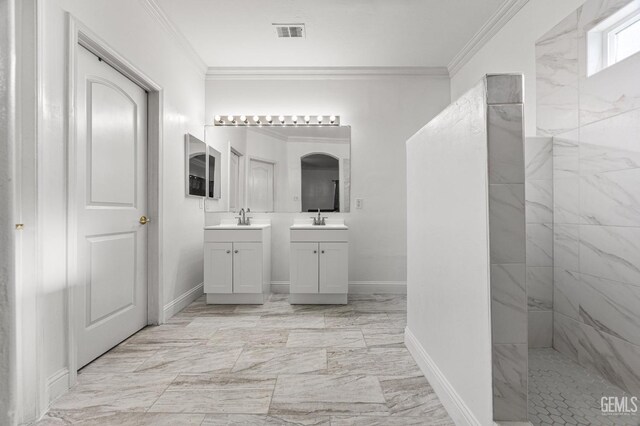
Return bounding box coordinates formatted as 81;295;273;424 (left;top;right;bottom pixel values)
289;224;348;230
204;224;271;230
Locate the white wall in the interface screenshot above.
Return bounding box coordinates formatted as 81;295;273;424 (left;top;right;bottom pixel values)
1;0;18;424
406;81;493;426
204;76;451;286
37;0;205;406
450;0;586;135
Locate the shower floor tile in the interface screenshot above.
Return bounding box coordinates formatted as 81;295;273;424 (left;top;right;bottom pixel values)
529;348;640;426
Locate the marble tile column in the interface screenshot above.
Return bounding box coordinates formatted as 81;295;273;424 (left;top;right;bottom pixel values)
486;74;528;422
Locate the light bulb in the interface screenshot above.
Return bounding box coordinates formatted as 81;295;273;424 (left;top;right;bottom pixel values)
279;115;285;124
292;115;298;124
304;115;311;123
240;115;247;124
317;115;323;123
266;115;273;124
253;115;260;123
214;115;221;123
330;115;336;124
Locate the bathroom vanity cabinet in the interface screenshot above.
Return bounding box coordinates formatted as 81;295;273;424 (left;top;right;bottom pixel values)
289;224;348;304
204;224;271;304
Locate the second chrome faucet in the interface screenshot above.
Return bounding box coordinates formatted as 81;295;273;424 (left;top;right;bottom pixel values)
311;209;327;226
236;208;252;226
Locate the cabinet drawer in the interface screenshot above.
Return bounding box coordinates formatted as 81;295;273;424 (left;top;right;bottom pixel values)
290;229;348;242
205;229;263;242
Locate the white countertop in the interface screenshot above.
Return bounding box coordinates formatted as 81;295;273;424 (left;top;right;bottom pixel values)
289;224;348;230
204;224;271;230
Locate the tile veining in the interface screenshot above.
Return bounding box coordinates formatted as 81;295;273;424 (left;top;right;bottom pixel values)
37;294;453;425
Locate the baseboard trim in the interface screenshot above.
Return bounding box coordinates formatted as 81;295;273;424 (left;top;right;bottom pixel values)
270;281;407;294
46;368;69;405
404;327;482;426
349;281;407;294
163;282;204;320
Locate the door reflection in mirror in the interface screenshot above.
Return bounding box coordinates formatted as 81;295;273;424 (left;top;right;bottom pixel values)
301;153;339;212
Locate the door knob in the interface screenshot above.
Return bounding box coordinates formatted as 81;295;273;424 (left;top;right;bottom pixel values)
139;216;150;225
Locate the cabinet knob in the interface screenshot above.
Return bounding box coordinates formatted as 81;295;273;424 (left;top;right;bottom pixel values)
234;250;239;254
321;250;325;254
226;250;231;254
313;250;317;254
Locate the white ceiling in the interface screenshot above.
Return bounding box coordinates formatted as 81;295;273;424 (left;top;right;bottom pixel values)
154;0;506;68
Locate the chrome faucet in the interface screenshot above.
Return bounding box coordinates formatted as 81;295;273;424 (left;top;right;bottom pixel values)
311;208;327;226
236;208;252;226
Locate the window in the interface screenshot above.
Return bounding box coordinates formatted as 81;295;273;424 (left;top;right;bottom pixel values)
588;2;640;76
607;12;640;64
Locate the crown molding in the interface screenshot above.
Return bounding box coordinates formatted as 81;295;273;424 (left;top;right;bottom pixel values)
140;0;207;75
205;66;449;80
447;0;530;77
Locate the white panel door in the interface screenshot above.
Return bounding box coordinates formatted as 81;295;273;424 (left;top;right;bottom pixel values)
290;243;319;294
249;159;274;212
233;242;263;293
76;46;148;368
319;243;348;294
204;242;233;293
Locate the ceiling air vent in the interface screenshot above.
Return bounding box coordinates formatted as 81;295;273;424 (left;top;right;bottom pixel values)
273;24;305;38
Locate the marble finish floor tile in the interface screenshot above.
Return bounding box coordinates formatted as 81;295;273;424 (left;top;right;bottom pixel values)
324;313;395;329
378;375;450;418
328;348;423;376
270;375;389;416
186;315;261;329
123;324;214;347
208;327;290;348
50;373;176;413
135;345;242;374
231;347;327;375
79;344;159;374
149;375;276;415
202;414;331;425
257;314;325;329
362;328;406;348
331;416;454;425
40;294;453;425
37;411;205;425
286;329;366;349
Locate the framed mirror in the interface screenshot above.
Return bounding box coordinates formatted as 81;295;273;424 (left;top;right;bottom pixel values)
186;133;221;199
205;126;351;212
186;134;206;197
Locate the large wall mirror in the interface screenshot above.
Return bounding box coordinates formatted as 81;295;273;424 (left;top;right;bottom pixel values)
205;126;351;212
186;133;221;199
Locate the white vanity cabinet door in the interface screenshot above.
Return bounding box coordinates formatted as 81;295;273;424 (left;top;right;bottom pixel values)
204;242;233;293
233;242;263;294
319;243;348;294
290;242;319;294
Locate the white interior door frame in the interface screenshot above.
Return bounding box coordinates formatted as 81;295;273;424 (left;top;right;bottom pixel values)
65;15;164;387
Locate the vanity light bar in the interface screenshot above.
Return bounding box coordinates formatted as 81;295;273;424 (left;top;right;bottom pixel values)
213;115;340;126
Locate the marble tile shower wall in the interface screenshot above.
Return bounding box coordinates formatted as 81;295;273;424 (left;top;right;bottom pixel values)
525;136;553;348
536;0;640;395
487;74;528;422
